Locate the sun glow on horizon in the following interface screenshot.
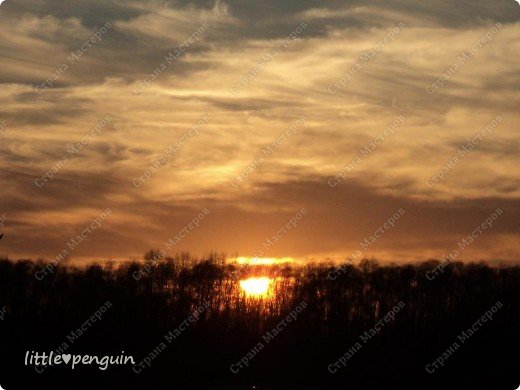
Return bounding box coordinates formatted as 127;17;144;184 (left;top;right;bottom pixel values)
234;257;294;265
239;277;272;297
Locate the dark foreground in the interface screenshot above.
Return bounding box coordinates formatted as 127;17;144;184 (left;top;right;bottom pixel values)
0;256;518;389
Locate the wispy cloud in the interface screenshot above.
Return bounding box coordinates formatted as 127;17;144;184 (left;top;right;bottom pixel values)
0;0;519;262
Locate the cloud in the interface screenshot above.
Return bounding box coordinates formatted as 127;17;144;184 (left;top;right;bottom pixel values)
0;0;519;261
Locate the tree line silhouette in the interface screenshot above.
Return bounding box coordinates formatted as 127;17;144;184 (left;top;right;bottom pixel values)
0;253;518;389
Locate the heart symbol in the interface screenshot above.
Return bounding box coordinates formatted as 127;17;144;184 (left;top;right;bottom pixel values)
62;354;71;364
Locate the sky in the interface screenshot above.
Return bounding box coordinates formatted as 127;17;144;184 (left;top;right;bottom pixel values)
0;0;519;264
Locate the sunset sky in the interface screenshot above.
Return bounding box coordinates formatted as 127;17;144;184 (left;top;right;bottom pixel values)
0;0;519;263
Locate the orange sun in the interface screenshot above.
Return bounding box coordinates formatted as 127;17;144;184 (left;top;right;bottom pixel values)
239;277;272;297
